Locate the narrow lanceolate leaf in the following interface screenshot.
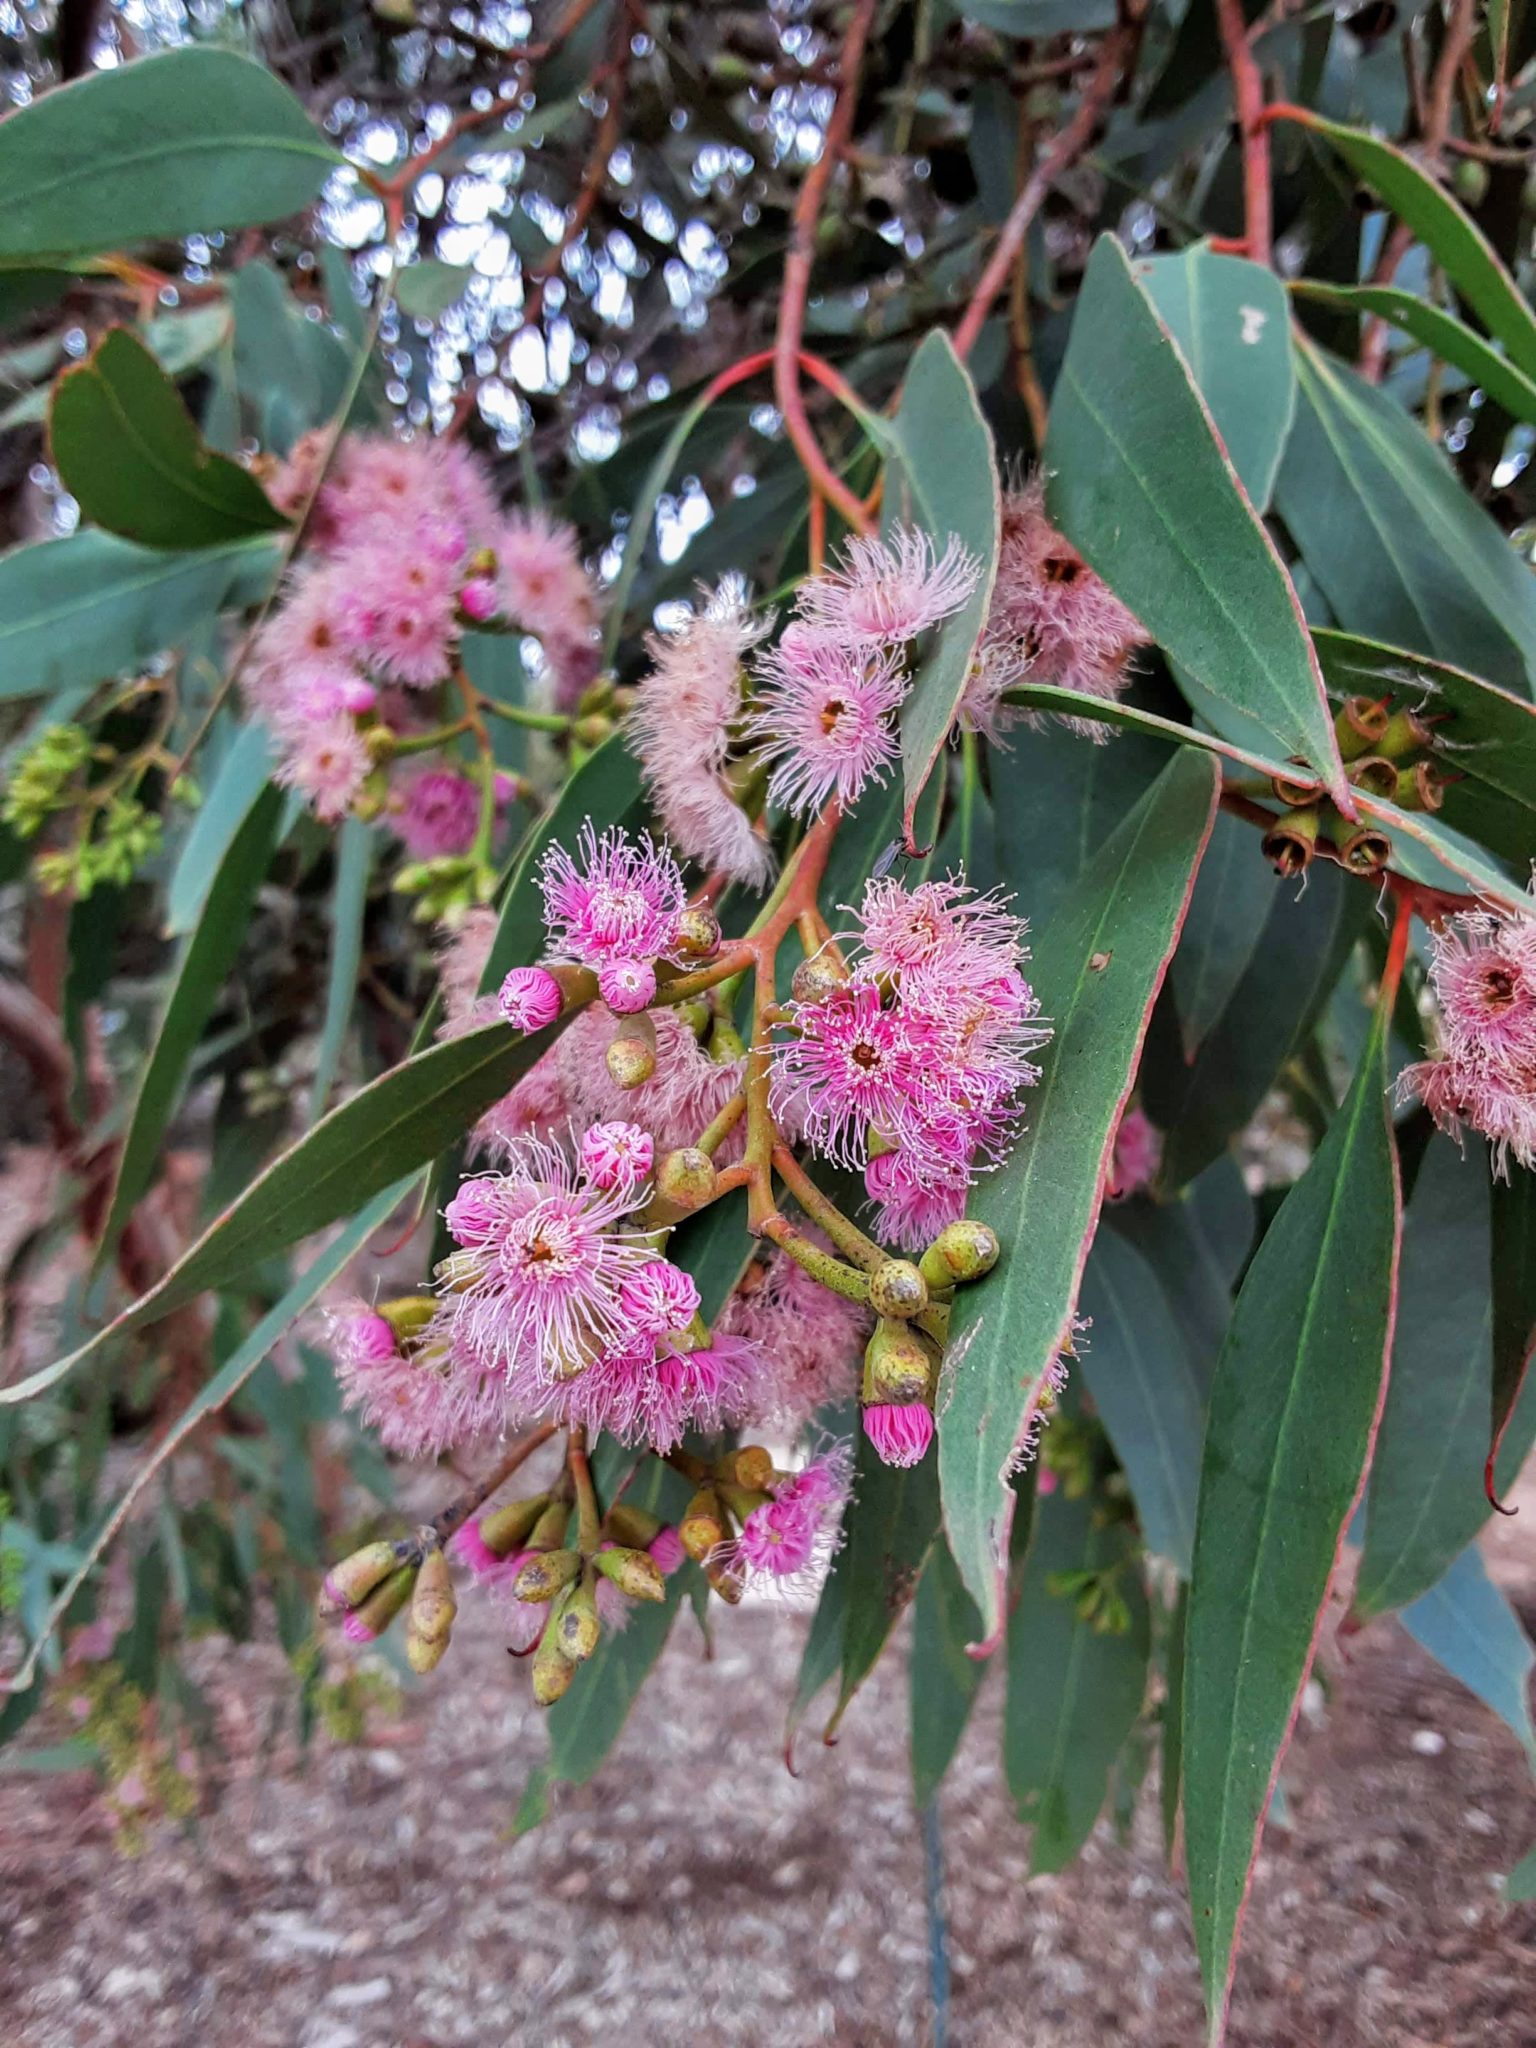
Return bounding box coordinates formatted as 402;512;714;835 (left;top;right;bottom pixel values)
1078;1231;1206;1577
4;1181;409;1694
166;721;277;935
1183;1003;1401;2044
1042;236;1348;800
1169;810;1274;1061
1490;1167;1536;1497
910;1539;987;1806
0;1014;575;1408
1277;107;1536;385
1005;1491;1151;1874
480;732;647;995
1276;338;1536;698
0;530;280;703
1136;245;1296;510
886;330;1001;843
1000;679;1292;781
50;327;288;549
939;750;1218;1641
0;49;342;266
1399;1543;1536;1765
308;817;374;1119
1350;790;1529;917
826;1436;941;1735
1312;630;1536;868
990;714;1169;926
1355;1138;1532;1616
1109;1155;1253;1391
1291;282;1536;428
97;783;284;1263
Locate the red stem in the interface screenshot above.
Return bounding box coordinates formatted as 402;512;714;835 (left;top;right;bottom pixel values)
1216;0;1272;267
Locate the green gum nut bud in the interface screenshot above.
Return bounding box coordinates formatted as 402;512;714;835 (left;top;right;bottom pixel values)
478;1495;550;1557
380;1295;439;1344
405;1550;457;1672
605;1503;662;1549
595;1545;666;1602
527;1498;574;1552
343;1563;418;1644
676;906;722;959
555;1574;602;1662
363;724;396;765
513;1548;582;1603
680;1487;726;1561
862;1319;937;1407
606;1035;656;1088
720;1445;775;1492
532;1621;577;1705
319;1540;401;1618
791;953;848;1005
918;1220;1002;1291
573;713;613;748
868;1258;929;1320
656;1147;717;1213
1453;157;1489;207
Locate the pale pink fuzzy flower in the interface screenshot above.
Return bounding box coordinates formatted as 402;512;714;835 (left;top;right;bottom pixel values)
551;1005;748;1161
616;1259;700;1336
390;766;482;858
628;576;775;888
983;478;1147;725
727;1442;851;1590
1401;1054;1536;1178
328;1300;399;1373
437;1136;665;1375
358;546;462;687
499;966;564;1033
595;1568;634;1636
719;1243;867;1431
863;1402;934;1467
438;909;499;1029
498;510;600;644
540;822;687;970
276;716;371;822
475;1049;575;1155
262;660;371;733
793;528;979;646
863;1148;969;1254
253;562;375;687
1107;1105;1162;1200
855;873;1024;980
506;1328;759;1451
329;1303;481;1460
580;1119;654;1192
770;978;930;1171
957;636;1032;742
448;1519;506;1581
1426;908;1536;1071
318;434;497;554
598;958;659;1013
747;632;907;818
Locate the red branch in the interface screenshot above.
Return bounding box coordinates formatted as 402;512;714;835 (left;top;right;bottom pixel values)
1216;0;1272;267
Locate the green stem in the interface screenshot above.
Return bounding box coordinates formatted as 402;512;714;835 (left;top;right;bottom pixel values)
568;1427;602;1556
771;1143;885;1273
389;717;475;759
480;697;574;734
696;1091;748;1158
762;1215;872;1306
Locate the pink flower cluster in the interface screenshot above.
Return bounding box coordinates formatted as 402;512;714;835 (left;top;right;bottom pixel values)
627;532;978;877
1107;1104;1162;1200
248;432;600;842
772;874;1049;1251
962;475;1148;741
538;821;689;1013
726;1442;852;1594
1403;903;1536;1175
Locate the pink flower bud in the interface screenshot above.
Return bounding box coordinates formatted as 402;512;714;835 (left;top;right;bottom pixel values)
460;575;499;622
580;1119;654;1191
493;770;518;807
862;1402;934;1468
349;1312;398;1367
648;1526;686;1575
598;958;658;1013
498;965;563;1032
444;1177;504;1247
618;1259;700;1336
339;676;379;715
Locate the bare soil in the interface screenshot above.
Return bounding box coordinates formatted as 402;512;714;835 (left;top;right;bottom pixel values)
4;1508;1536;2048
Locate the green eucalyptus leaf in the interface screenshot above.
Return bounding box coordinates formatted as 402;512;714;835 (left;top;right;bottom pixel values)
910;1538;987;1806
1043;236;1348;799
1005;1489;1150;1874
1398;1543;1536;1765
939;750;1219;1638
1490;1166;1536;1489
1292;280;1536;426
0;49;341;266
1183;1002;1400;2040
166;721;277;935
308;817;374;1120
1168;809;1275;1061
826;1435;941;1736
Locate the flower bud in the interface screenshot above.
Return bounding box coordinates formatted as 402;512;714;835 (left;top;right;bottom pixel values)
680;1487;726;1561
595;1545;666;1603
527;1498;574;1552
573;713;613;749
532;1621;577;1706
918;1220;1001;1290
606;1034;656;1087
792;940;852;1004
513;1548;582;1602
706;1559;745;1605
405;1549;457;1672
319;1540;401;1618
707;1017;747;1064
555;1574;602;1662
675;906;722;960
605;1503;662;1549
675;997;712;1038
656;1147;717;1214
720;1445;775;1492
868;1258;929;1320
598;958;658;1013
378;1295;439;1346
473;1496;549;1560
342;1563;418;1643
498;965;563;1032
863;1402;935;1468
862;1319;937;1407
1334;695;1388;760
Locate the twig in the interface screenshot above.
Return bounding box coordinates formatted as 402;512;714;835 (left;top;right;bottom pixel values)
430;1423;557;1541
952;19;1135;362
1216;0;1272;266
773;0;879;533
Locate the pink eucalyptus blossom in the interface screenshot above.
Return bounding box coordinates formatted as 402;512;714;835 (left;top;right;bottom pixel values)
499;965;564;1033
862;1401;935;1468
747;631;907;818
719;1241;867;1429
793;527;979;646
540;821;687;971
276;717;371;823
598;958;659;1013
727;1441;852;1591
580;1119;655;1192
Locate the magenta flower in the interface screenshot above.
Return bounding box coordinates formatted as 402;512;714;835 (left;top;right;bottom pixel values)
771;978;926;1170
531;1327;759;1451
616;1258;700;1335
863;1402;935;1468
498;966;564;1033
539;821;687;972
793;528;979;645
747;630;907;818
597;958;659;1013
579;1119;655;1192
855;873;1024;979
390;766;483;858
863;1149;970;1255
728;1441;852;1591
